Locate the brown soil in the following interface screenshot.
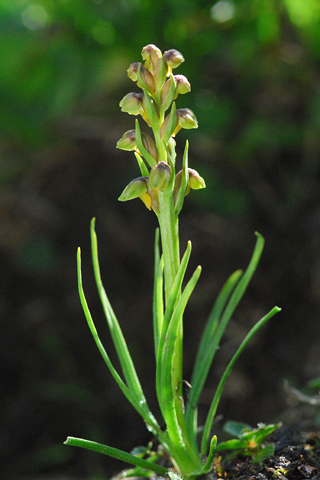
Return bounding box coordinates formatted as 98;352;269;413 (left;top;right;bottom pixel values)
215;426;320;480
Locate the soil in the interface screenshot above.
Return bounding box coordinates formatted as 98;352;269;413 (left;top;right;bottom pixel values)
215;426;320;480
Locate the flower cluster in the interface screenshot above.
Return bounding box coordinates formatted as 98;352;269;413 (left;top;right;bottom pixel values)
117;44;205;214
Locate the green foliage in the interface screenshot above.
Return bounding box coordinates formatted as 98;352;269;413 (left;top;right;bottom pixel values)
217;421;280;463
65;45;280;478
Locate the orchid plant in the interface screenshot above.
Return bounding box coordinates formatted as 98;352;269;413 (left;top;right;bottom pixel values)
64;44;281;479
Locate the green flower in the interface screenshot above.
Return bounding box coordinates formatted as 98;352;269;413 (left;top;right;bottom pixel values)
149;161;171;191
118;176;148;202
120;92;144;115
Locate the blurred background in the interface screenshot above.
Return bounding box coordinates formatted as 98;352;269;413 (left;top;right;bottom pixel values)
2;0;320;478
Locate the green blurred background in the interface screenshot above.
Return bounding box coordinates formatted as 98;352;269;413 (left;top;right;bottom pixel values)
2;0;320;478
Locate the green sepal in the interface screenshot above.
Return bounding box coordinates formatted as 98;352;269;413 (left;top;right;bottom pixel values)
118;176;148;202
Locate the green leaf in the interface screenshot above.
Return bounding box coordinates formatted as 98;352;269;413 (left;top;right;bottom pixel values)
223;420;252;437
201;305;281;454
134;151;150;177
153;228;164;359
64;437;168;475
162;102;177;145
76;246;159;432
252;445;275;463
185;269;242;433
90;219;147;404
217;439;248;451
159;265;202;447
174;140;189;217
156;241;192;414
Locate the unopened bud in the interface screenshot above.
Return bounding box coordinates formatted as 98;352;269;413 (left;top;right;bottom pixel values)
188;168;206;190
127;62;140;82
141;133;158;162
176;108;198;130
139;64;156;93
120;92;143;115
116;130;136;151
141;44;162;75
174;75;191;97
118;176;148;202
160;107;178;141
174;168;206;202
149;161;171;190
161;76;177;110
163;49;185;69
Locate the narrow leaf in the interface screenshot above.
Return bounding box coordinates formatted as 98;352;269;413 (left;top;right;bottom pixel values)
153;228;164;358
77;247;159;433
159;266;202;446
64;437;168;475
186;269;242;430
201;306;281;454
90;219;158;426
187;232;266;430
175;140;189;217
156;241;192;413
134;151;150;177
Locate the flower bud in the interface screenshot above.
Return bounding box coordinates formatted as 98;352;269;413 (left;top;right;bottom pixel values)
141;44;162;75
154;56;167;87
149;161;171;190
163;49;185;69
188;168;206;190
119;92;143;115
161;76;177;110
116;130;136;151
118;176;148;202
176;108;198;130
139;64;156;93
141;133;158;162
174;168;206;202
174;75;191;97
127;62;140;82
160;106;178;142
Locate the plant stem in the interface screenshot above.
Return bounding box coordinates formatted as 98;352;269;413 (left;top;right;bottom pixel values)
157;188;186;435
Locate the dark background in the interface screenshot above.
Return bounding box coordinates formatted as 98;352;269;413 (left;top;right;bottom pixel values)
2;0;320;478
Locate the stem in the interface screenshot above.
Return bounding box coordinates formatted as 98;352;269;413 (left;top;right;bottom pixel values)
157;188;186;441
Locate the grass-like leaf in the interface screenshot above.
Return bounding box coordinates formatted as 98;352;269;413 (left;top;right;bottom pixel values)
153;228;164;358
186;233;265;435
201;305;281;454
185;269;242;432
156;241;192;415
175;140;189;217
90;218;148;409
134;151;150;177
76;247;160;433
64;437;168;475
159;265;202;447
